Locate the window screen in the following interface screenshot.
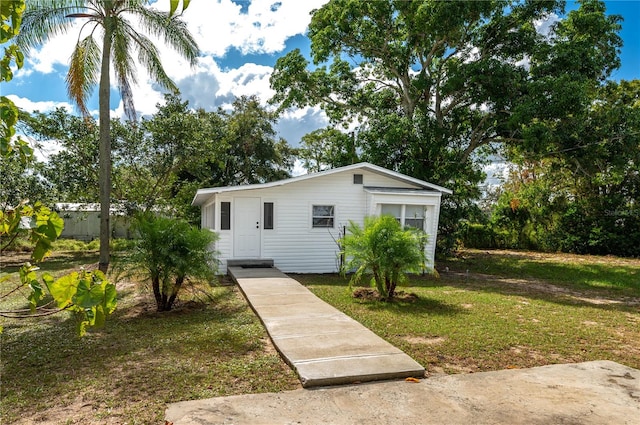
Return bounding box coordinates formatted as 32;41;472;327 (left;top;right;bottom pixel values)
221;202;231;230
381;204;401;223
264;202;274;230
353;174;363;184
312;205;335;228
405;205;425;230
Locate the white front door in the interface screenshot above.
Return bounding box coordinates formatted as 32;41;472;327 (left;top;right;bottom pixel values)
234;197;261;258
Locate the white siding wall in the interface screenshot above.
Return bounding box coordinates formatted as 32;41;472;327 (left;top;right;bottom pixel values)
215;196;233;272
59;212;132;240
201;169;441;274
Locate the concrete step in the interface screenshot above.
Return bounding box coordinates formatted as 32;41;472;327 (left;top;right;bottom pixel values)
227;259;274;268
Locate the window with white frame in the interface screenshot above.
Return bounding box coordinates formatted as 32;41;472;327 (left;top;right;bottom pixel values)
202;203;215;229
264;202;274;230
220;202;231;230
381;204;401;223
405;205;425;230
312;205;335;228
380;204;426;230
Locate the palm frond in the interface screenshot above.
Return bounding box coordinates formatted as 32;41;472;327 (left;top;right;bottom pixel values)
132;6;200;67
19;0;199;121
66;35;101;117
118;76;137;121
17;0;90;53
126;28;176;92
111;19;138;120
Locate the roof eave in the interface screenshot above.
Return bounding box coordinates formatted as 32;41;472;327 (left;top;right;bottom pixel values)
191;162;453;206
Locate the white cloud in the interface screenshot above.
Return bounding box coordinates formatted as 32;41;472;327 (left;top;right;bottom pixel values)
281;105;320;120
174;0;327;57
275;106;328;146
14;0;331;147
173;58;273;110
116;1;328;120
7;95;73;114
534;13;560;37
220;63;274;100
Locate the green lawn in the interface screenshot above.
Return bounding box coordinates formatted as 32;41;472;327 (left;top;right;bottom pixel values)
0;252;299;424
1;248;639;423
297;249;640;374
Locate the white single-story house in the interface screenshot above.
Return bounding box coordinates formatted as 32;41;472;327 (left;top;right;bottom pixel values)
192;162;452;274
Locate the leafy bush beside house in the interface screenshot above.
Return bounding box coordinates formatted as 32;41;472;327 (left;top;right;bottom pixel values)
131;215;219;312
340;215;428;301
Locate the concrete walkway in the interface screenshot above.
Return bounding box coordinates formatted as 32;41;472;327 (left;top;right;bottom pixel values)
166;360;640;424
226;266;425;388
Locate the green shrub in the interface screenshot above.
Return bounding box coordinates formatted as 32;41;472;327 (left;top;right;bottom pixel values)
461;222;494;248
340;215;427;301
52;238;137;252
111;238;136;252
132;215;219;312
52;239;89;251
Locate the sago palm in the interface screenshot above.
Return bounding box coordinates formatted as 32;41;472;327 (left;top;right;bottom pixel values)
17;0;200;272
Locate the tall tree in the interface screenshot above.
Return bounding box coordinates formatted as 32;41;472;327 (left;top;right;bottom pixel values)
1;0;116;336
17;0;199;272
113;93;225;219
20;108;100;203
270;0;622;251
299;128;357;172
219;95;294;185
491;79;640;256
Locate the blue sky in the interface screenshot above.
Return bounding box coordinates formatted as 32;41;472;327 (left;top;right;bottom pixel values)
4;0;639;153
576;0;639;81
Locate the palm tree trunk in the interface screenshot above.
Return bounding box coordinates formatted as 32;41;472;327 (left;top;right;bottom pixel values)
98;17;113;273
166;275;185;311
152;276;163;311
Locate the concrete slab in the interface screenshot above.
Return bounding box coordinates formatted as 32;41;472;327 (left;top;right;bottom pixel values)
227;267;425;388
243;292;329;307
261;314;365;337
294;353;427;387
234;277;311;295
166;361;640;424
271;331;403;361
249;300;342;320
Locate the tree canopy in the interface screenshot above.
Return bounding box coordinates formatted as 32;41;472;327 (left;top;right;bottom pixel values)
18;94;296;223
483;79;640;256
270;0;624;251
